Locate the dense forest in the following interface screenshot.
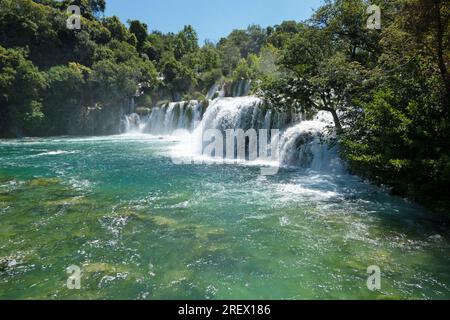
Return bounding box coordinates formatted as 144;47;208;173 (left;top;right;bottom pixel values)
0;0;449;212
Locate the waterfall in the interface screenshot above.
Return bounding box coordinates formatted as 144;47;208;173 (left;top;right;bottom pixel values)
122;95;342;172
231;79;252;97
205;80;253;100
278;112;343;172
122;113;142;133
121;100;204;135
206;83;221;100
194;98;341;171
200;97;269;132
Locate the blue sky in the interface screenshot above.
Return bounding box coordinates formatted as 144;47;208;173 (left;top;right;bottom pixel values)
105;0;324;44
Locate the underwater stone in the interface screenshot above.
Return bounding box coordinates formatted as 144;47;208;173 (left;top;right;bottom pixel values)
0;259;6;272
83;263;128;274
151;216;179;228
45;196;88;207
194;227;227;241
28;178;62;187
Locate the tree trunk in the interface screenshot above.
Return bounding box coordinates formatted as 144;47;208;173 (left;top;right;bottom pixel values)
318;105;343;135
434;0;450;103
330;109;343;135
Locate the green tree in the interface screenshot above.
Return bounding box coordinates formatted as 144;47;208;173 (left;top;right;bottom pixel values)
173;25;199;60
232;54;260;81
103;16;128;42
160;55;197;99
402;0;450;102
218;41;241;76
0;46;45;136
42;62;90;134
262;26;367;133
128;19;148;51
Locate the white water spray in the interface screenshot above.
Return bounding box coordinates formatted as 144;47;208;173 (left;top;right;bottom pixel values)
122;95;342;172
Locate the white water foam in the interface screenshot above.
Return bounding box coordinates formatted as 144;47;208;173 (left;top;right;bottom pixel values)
123;96;342;173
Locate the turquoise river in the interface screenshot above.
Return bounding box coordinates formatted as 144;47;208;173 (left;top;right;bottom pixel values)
0;135;449;299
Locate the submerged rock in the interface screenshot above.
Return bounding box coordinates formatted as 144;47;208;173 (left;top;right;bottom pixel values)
151;216;180;228
0;177;15;186
83;263;114;273
27;178;62;187
0;253;28;272
45;196;88;207
0;193;12;202
0;259;7;272
162;268;193;288
344;258;367;271
194;226;227;241
83;262;128;274
110;209;153;222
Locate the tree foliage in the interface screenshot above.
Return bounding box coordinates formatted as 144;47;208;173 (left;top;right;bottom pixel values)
1;0;449;211
260;0;450;212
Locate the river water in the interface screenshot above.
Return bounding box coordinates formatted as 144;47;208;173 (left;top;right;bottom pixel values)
0;134;449;299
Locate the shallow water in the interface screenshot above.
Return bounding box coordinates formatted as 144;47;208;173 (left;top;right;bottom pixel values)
0;135;449;299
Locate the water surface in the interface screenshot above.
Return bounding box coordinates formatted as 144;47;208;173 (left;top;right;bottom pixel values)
0;135;449;299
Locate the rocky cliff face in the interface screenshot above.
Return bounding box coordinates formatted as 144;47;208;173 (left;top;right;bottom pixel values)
67;99;133;136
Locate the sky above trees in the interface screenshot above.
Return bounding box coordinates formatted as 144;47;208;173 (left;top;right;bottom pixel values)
105;0;324;44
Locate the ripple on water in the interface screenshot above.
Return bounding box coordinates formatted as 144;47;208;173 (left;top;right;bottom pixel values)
0;136;449;299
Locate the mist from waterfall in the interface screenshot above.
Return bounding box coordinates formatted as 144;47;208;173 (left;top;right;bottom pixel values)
278;112;343;172
121;94;343;172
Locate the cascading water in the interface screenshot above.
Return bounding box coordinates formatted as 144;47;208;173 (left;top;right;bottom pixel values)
205;80;253;100
122;94;341;172
200;97;271;132
231;79;253;97
278;112;343;172
191;97;341;170
121;100;204;135
122;113;144;133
